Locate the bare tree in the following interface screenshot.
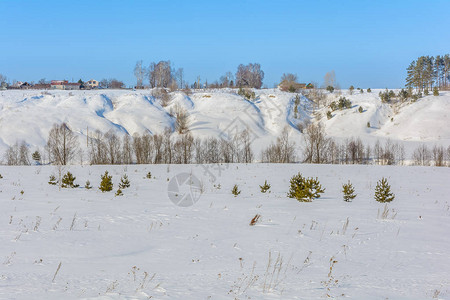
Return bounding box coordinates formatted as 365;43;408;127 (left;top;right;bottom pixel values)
19;141;30;165
162;127;173;164
104;130;122;164
173;104;190;134
261;127;296;163
280;73;298;83
432;144;445;166
122;135;133;164
132;133;144;164
220;71;234;88
303;123;329;164
110;79;125;89
236;63;264;88
5;142;19;165
412;144;431;166
134;60;146;88
149;61;173;88
175;68;184;89
323;70;336;88
153;134;163;164
47;123;79;165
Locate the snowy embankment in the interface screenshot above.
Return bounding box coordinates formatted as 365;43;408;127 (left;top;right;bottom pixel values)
0;163;449;299
0;89;449;160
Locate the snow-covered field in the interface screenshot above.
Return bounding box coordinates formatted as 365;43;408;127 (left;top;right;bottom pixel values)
1;89;449;159
0;163;449;299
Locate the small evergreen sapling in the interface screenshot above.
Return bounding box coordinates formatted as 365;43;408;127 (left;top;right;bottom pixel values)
358;106;363;113
374;177;395;203
146;172;152;179
287;173;325;202
0;173;3;179
433;86;439;96
119;174;130;189
232;184;241;197
327;111;332;120
48;175;57;185
367;88;371;93
99;171;113;192
61;171;79;188
115;188;123;196
32;151;41;162
260;180;271;193
84;180;92;189
342;181;356;202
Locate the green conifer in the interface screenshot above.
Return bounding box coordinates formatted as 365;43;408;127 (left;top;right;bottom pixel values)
32;151;41;162
99;171;113;192
119;174;130;189
61;171;79;188
433;86;439;96
48;175;57;185
260;180;271;193
374;177;395;203
342;181;356;202
287;173;325;202
232;184;241;197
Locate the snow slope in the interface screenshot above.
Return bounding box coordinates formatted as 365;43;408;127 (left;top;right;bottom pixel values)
0;163;449;299
0;89;449;160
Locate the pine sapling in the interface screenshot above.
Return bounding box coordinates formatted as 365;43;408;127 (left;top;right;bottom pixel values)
260;180;271;193
99;171;113;192
119;174;130;189
307;177;325;199
287;173;325;202
48;175;57;185
0;173;3;179
84;180;92;189
342;181;356;202
61;171;79;188
232;184;241;197
115;188;123;196
374;177;395;203
433;86;439;96
146;172;152;179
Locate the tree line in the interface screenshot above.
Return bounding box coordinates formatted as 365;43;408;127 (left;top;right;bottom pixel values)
2;123;449;167
133;61;264;90
406;54;450;92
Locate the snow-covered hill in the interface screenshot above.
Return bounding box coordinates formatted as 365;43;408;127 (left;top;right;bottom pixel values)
0;89;449;161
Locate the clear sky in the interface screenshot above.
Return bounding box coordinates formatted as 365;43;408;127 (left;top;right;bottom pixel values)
1;0;449;88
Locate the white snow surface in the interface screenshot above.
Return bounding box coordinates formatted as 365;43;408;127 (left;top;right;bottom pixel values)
1;89;449;159
0;163;449;299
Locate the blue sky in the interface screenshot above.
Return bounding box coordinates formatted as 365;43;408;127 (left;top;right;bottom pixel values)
1;0;449;88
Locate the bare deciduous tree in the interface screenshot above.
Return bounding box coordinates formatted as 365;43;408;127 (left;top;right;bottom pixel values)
323;70;336;88
173;104;190;134
134;60;146;88
236;63;264;88
47;123;79;165
122;134;133;164
303;123;329;164
412;144;431;166
280;73;298;83
104;130;122;164
432;144;445;166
